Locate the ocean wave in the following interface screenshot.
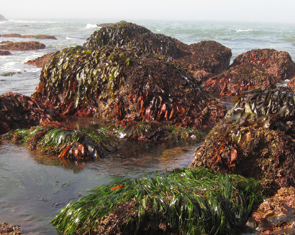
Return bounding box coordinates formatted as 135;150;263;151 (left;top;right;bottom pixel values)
236;29;253;32
85;24;98;29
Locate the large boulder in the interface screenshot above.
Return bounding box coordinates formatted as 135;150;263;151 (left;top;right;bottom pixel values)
84;21;232;80
204;63;279;96
231;49;295;81
0;41;46;51
33;45;226;129
0;92;60;134
189;88;295;190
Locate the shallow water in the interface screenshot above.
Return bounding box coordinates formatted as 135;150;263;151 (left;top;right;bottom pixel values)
0;140;197;234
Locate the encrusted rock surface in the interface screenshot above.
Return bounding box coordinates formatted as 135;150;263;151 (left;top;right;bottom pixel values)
252;187;295;234
204;63;278;96
0;41;46;51
189;88;295;190
231;48;295;81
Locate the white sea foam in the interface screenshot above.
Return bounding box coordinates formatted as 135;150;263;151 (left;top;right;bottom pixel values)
236;29;253;32
85;24;98;29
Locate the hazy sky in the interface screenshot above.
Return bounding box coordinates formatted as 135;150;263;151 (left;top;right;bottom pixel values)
2;0;295;24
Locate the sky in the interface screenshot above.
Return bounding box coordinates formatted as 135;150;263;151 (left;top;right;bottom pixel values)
1;0;295;24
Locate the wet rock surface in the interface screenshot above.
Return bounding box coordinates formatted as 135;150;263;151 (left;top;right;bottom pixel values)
0;33;57;39
84;22;232;80
0;41;46;51
189;88;295;190
0;92;61;134
33;44;226;129
204;63;279;96
25;52;54;68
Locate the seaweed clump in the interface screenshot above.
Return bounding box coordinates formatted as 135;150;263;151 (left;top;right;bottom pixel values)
189;88;295;190
52;167;262;235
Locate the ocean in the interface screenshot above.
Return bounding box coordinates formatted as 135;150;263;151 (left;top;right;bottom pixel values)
0;18;295;234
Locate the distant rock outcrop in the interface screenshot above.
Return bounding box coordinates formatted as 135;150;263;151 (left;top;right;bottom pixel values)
0;14;8;21
0;41;46;51
0;34;57;40
0;50;11;56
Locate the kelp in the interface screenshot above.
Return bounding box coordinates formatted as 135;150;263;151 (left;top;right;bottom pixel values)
52;167;262;235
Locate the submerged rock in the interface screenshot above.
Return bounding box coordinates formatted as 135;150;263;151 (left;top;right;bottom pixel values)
34;45;226;129
0;41;46;51
84;21;232;80
25;52;54;68
189;88;295;190
0;92;60;134
231;49;295;81
204;63;278;96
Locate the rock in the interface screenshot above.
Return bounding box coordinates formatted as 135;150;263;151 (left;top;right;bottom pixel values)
204;63;278;96
0;221;22;234
0;50;11;55
0;33;57;40
84;22;232;80
188;88;295;190
0;92;60;134
25;52;54;68
231;49;295;81
251;187;295;234
0;41;46;51
33;45;226;129
0;14;8;21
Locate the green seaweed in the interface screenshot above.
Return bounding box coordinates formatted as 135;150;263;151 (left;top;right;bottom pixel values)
52;167;262;235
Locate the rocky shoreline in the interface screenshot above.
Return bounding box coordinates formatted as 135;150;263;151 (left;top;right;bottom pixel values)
2;21;295;234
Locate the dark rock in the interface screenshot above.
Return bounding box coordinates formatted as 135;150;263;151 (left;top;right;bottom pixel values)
84;22;232;80
231;49;295;81
204;63;279;96
0;92;60;134
188;88;295;190
25;52;54;68
0;50;11;55
0;41;46;51
0;33;57;40
33;45;226;129
0;14;8;21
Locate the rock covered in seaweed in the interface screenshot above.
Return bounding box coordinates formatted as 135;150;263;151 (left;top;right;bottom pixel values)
204;63;279;96
189;88;295;190
0;92;60;134
0;41;46;51
33;45;226;129
84;21;232;80
231;49;295;81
